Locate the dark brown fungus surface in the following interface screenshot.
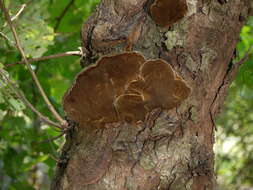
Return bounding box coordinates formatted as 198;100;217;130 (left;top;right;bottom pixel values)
63;52;191;129
114;59;191;121
140;59;191;109
63;52;145;128
125;79;145;95
114;94;147;124
150;0;188;27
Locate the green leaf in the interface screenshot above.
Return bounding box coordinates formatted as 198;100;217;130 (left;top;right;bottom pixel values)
0;109;5;120
7;97;25;111
0;91;4;103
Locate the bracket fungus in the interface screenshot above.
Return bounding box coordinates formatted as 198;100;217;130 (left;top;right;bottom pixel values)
149;0;188;27
63;52;191;129
114;59;191;123
63;52;145;127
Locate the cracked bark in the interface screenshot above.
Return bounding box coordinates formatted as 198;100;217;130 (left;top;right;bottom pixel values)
51;0;251;189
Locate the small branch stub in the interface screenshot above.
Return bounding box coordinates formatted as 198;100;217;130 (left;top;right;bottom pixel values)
5;51;82;67
63;52;191;129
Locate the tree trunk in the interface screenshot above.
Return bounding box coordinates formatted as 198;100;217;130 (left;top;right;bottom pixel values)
51;0;251;189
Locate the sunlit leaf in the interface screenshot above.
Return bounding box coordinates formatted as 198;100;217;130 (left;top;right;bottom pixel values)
8;97;25;111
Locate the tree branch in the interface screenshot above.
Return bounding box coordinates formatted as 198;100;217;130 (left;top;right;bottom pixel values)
3;4;26;27
10;4;26;21
228;46;253;82
0;0;66;127
39;132;65;144
5;51;82;67
54;0;75;31
0;69;62;129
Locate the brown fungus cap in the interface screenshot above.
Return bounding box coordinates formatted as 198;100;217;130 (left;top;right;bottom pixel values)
114;94;147;124
114;59;191;122
63;52;145;128
150;0;188;27
63;52;191;129
140;59;191;109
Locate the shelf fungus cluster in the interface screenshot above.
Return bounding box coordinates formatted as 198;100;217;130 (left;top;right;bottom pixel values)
63;52;191;129
149;0;188;27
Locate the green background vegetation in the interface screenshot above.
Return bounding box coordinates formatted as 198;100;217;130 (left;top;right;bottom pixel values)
0;0;252;189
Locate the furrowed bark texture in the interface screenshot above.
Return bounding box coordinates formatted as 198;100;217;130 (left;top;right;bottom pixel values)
51;0;251;189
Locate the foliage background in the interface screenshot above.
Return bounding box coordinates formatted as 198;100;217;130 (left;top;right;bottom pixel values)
0;0;99;189
0;0;252;189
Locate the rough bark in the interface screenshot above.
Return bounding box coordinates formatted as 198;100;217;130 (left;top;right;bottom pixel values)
51;0;251;189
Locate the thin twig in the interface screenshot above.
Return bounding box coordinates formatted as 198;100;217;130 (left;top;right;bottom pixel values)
3;4;26;27
0;0;66;127
0;69;62;129
11;4;26;21
49;155;62;163
54;0;75;31
5;51;82;67
228;46;253;82
234;46;252;65
38;132;65;144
